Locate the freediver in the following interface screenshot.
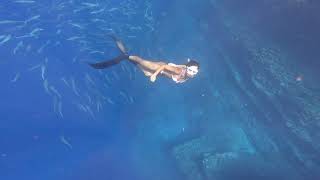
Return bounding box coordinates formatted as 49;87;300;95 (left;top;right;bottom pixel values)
88;36;200;83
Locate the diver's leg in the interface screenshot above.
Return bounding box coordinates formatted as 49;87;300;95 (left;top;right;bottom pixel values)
140;62;166;76
139;66;153;76
129;55;162;71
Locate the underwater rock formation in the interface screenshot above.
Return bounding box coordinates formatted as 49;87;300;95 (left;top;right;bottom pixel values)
169;0;320;179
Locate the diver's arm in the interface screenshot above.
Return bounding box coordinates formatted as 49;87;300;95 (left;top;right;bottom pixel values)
150;64;180;82
155;65;166;76
150;65;166;82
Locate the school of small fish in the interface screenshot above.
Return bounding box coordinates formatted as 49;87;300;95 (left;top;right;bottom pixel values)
1;0;154;121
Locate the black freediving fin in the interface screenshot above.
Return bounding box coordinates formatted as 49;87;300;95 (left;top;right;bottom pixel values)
108;35;128;54
88;54;129;69
88;35;131;69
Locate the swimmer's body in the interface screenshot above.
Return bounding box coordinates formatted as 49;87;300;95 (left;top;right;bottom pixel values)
88;36;199;83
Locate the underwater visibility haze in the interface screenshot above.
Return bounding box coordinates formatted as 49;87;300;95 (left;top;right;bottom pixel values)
1;0;320;180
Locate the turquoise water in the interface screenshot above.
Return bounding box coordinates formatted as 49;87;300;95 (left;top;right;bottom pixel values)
1;0;320;180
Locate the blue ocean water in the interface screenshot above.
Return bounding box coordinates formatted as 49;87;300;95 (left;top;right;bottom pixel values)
1;0;320;180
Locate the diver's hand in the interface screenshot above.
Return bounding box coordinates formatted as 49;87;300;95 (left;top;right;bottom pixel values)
150;75;157;82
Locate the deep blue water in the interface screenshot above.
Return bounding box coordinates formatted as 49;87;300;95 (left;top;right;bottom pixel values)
1;0;320;180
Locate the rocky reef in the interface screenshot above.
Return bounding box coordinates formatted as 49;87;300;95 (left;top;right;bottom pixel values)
168;1;320;179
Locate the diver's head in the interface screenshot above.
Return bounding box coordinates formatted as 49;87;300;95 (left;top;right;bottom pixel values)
185;58;199;78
